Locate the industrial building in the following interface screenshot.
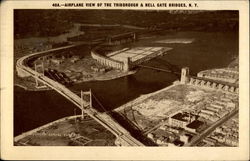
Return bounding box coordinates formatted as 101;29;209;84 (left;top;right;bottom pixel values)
185;120;205;133
197;68;239;84
179;66;238;94
169;112;196;129
91;47;171;72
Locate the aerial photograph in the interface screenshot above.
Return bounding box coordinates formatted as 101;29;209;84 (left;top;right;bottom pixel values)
14;10;239;146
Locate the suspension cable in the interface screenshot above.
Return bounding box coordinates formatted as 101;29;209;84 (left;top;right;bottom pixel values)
91;93;108;113
91;92;124;132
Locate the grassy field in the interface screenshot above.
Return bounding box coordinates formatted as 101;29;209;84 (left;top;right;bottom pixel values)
15;117;116;146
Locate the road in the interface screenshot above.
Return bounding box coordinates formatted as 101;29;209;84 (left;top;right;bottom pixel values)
186;109;238;146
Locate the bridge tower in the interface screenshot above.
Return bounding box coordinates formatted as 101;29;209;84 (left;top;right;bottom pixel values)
34;61;46;88
80;89;92;119
133;33;137;41
123;57;131;72
180;67;189;84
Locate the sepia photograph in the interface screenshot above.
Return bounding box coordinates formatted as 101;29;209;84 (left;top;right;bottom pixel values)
1;0;249;160
13;9;239;147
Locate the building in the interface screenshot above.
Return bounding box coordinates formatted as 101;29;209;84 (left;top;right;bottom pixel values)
198;112;211;119
221;97;232;102
169;112;195;128
235;87;239;93
210;103;224;110
70;55;80;63
200;109;215;116
208;115;220;122
200;80;206;86
206;106;220;113
168;127;180;134
50;58;63;65
185;120;205;133
227;102;236;109
205;81;211;87
188;68;238;94
217;84;224;90
197;68;239;84
180;134;189;144
223;85;229;91
156;136;168;145
212;82;217;89
225;136;238;146
216;110;228;118
229;86;235;92
91;46;171;72
147;133;155;140
91;51;124;71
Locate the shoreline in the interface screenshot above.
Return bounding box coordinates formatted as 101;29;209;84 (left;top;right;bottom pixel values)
14;115;82;142
14;80;176;142
115;81;180;112
14;83;28;90
14;83;51;91
15;70;138;91
75;69;138;83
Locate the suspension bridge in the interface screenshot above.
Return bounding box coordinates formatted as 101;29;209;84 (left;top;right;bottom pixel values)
16;45;145;146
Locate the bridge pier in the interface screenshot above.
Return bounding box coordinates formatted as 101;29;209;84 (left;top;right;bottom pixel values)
80;89;92;119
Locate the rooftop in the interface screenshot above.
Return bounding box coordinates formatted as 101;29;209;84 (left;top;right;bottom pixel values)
186;120;204;129
108;47;171;62
171;112;190;122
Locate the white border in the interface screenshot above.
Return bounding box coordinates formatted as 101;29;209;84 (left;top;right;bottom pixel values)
1;0;249;160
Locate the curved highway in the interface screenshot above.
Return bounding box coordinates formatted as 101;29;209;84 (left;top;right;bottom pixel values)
16;44;144;146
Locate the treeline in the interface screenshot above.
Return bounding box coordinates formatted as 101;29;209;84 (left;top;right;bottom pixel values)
14;10;73;38
14;10;238;39
69;10;238;32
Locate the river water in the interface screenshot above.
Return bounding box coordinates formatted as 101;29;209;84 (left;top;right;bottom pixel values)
14;31;238;136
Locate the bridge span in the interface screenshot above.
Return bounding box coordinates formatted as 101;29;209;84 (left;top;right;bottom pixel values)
137;64;180;75
16;45;144;146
